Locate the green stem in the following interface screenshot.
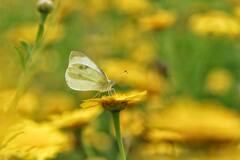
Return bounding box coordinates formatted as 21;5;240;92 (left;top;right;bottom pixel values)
7;13;48;112
35;13;47;48
73;128;88;159
111;111;126;160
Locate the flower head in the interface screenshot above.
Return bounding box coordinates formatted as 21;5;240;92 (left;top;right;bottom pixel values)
189;11;240;37
0;90;38;116
147;98;240;142
206;68;233;95
82;126;112;152
113;0;150;14
50;106;103;129
120;110;145;137
0;120;70;160
37;0;54;14
139;10;176;31
81;91;147;112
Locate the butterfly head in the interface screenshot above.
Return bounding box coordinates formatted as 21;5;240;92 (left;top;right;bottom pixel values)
106;79;115;95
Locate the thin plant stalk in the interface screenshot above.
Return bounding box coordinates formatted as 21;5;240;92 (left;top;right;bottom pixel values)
7;13;48;112
111;111;126;160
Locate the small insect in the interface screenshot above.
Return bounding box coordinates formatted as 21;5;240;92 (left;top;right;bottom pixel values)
65;51;115;95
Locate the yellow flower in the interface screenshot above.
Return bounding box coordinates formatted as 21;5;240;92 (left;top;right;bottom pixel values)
234;6;240;19
0;120;70;160
189;11;240;37
146;95;165;110
82;126;112;152
144;129;184;143
230;0;240;6
0;112;23;150
138;142;183;157
81;91;147;111
206;68;233;95
50;106;103;128
139;10;176;31
113;0;150;14
148;98;240;142
38;92;75;120
5;23;64;45
120;110;145;137
101;60;166;94
130;41;156;64
0;90;38;116
0;47;21;88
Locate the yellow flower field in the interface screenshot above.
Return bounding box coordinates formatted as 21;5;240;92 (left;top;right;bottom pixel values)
0;0;240;159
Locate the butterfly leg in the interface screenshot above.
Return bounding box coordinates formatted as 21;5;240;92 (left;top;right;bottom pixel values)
108;90;112;96
108;88;115;96
92;92;101;98
111;88;116;94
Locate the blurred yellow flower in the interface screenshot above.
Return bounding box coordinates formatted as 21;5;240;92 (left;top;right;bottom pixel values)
0;90;38;116
187;144;240;160
82;127;112;152
140;142;182;157
229;0;240;5
189;11;240;37
144;129;184;143
139;10;176;31
206;68;233;95
114;0;150;14
81;91;147;111
148;98;240;142
138;139;240;160
234;6;240;19
0;112;23;149
5;23;64;45
38;92;75;120
120;110;145;137
50;106;103;128
16;92;39;117
0;48;21;89
101;60;166;94
130;41;156;64
0;120;70;160
146;95;165;110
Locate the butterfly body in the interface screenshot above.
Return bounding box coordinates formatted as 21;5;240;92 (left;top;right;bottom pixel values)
65;51;114;93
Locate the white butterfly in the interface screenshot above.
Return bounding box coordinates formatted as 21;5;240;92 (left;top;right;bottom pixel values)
65;51;115;94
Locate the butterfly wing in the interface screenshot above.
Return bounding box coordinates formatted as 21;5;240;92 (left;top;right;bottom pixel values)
65;51;109;91
69;51;107;77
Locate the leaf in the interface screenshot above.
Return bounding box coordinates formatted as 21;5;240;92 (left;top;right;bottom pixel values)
20;40;32;57
14;46;26;68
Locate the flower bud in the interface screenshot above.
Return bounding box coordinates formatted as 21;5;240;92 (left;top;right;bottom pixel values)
37;0;54;14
